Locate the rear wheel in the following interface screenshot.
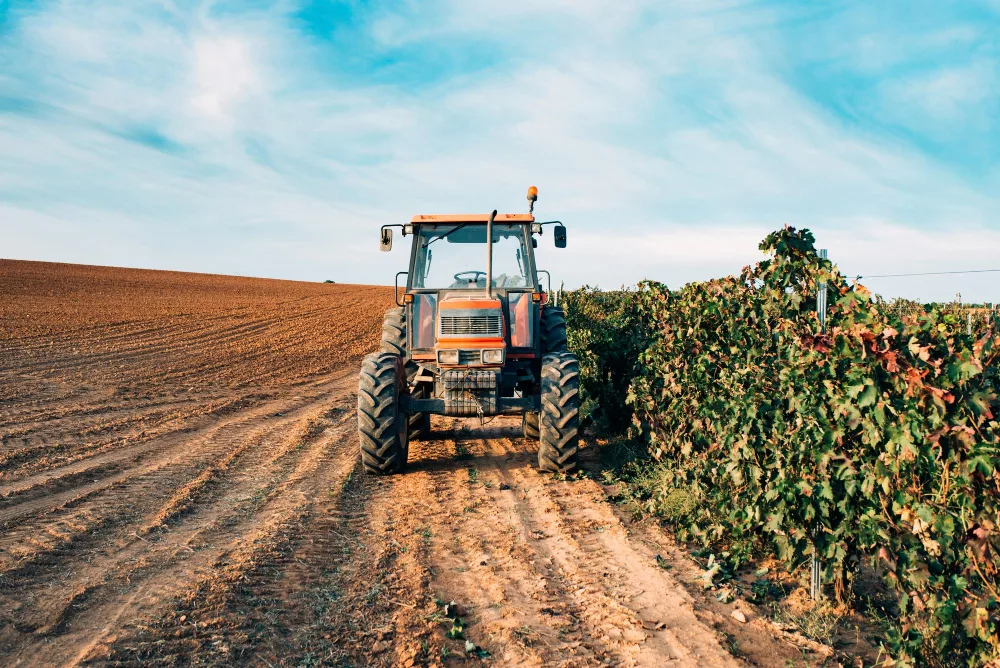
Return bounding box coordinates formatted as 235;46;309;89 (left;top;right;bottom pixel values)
522;412;539;440
540;306;568;353
381;307;429;441
538;352;580;473
358;352;408;475
380;307;408;356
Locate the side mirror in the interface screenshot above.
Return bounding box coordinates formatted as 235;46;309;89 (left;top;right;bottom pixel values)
554;224;567;248
380;228;392;252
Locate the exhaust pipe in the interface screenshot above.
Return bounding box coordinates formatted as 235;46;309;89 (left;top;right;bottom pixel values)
486;209;496;298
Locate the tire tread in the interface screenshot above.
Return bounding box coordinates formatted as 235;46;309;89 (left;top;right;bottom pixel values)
540;307;568;353
538;352;580;473
358;352;407;474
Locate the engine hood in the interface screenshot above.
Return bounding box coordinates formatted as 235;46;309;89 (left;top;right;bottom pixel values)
438;294;502;311
436;294;504;346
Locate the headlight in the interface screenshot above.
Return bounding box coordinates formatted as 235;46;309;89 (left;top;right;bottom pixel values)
437;349;459;365
482;349;504;364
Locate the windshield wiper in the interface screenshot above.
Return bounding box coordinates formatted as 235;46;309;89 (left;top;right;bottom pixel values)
425;223;470;247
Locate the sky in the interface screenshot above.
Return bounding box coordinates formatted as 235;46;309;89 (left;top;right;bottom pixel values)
1;0;999;302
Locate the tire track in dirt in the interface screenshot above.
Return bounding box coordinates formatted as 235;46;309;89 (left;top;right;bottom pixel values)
0;375;351;566
0;393;263;481
71;402;361;665
368;418;740;667
96;400;378;666
0;392;203;432
0;391;300;525
0;376;359;665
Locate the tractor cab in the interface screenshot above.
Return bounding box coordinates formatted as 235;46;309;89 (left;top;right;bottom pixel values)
358;187;579;476
403;214;544;372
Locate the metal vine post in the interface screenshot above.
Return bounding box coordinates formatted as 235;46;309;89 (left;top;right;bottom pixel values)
811;248;828;601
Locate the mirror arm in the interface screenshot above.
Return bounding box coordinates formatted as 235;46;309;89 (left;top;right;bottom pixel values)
537;269;552;295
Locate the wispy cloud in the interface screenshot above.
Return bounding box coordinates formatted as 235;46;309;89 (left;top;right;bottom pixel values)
551;221;1000;303
1;0;998;301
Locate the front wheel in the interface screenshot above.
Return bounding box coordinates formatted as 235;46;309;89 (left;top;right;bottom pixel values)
538;352;580;473
358;352;409;474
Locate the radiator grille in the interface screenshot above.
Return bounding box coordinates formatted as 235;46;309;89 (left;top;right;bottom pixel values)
442;369;498;390
458;350;481;365
439;315;502;337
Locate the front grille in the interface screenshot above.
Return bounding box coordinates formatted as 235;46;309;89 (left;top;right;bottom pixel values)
458;350;481;365
441;370;499;416
439;315;502;337
442;369;498;390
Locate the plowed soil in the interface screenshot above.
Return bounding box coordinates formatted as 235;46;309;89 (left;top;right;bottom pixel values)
0;260;822;667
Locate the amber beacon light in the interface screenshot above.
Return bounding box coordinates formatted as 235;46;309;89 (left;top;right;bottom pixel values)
527;185;538;213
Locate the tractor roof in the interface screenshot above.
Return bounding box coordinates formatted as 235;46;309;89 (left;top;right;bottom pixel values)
409;213;534;224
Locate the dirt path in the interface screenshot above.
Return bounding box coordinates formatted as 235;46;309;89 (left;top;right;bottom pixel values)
0;260;823;666
377;419;744;667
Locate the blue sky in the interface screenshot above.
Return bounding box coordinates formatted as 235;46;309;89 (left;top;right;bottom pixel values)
1;0;998;301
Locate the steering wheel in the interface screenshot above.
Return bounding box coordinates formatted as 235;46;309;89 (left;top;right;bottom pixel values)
454;271;487;284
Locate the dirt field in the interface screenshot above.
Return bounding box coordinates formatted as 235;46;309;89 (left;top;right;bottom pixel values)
0;260;824;667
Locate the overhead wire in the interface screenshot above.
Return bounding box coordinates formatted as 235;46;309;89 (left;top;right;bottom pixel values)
854;268;1000;279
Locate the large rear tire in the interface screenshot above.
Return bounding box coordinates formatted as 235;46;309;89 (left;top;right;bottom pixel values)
358;352;409;475
380;307;429;441
380;307;408;356
538;352;580;473
540;306;568;353
522;412;539;440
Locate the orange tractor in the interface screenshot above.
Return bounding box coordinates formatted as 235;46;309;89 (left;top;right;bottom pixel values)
358;187;579;474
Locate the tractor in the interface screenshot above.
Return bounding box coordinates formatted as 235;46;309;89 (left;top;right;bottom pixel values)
357;186;580;475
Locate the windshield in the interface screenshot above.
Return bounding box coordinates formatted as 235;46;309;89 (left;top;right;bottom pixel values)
411;223;533;289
